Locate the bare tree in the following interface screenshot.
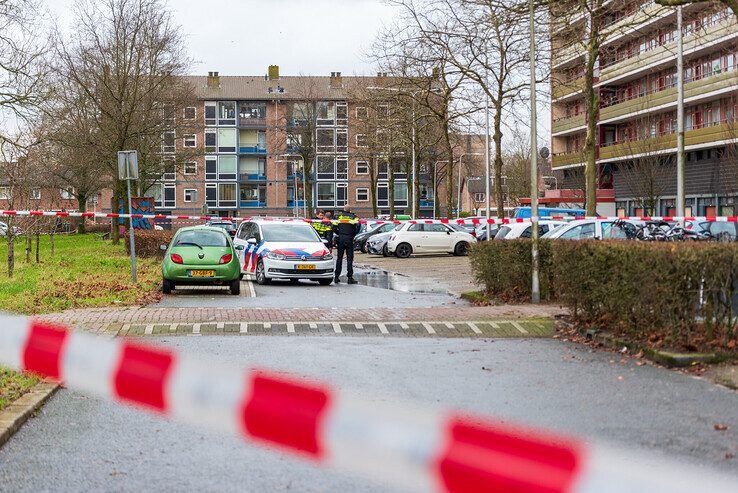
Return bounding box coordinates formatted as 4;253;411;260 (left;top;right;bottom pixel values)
51;0;195;244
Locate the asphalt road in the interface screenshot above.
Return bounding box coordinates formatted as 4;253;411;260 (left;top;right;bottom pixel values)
1;336;736;492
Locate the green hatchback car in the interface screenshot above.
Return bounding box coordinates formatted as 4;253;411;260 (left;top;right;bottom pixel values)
161;226;242;295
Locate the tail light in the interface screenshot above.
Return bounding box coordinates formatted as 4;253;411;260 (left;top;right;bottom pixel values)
219;254;233;264
170;253;183;264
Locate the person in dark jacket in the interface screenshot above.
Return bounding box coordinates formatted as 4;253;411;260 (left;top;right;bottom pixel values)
333;204;360;284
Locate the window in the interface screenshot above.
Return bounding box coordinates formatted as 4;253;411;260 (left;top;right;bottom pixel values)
355;106;368;119
205;183;217;207
184;189;197;203
205;156;217;180
426;224;448;233
356;188;369;202
336;158;348;180
317;155;335;180
162;158;176;181
239;157;264;177
218;155;238;180
559;223;595;240
240;183;266;207
205;102;216;125
30;188;41;200
0;187;10;200
217;128;237;153
474;193;485;202
336;183;347;207
60;187;75;200
377;183;389;207
183;134;196;148
218;101;236;125
219;183;237;208
184;162;197;175
336;129;348;153
379;104;390;118
356;134;367;147
162;131;175;153
317;182;335;207
153;183;175;209
394;182;408;206
356;161;369;174
316;101;335;126
205;129;217;153
239;102;266;121
336;103;348;125
408;223;424;232
183;107;196;120
317;128;335;152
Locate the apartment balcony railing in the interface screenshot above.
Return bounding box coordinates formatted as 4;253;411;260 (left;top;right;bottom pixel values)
239;200;267;208
598;121;736;160
239;172;266;182
599;17;737;83
239;144;267;155
287;199;306;207
552;76;585;101
599;69;738;122
552;150;586;169
239;117;267;128
552;114;587;135
419;199;435;208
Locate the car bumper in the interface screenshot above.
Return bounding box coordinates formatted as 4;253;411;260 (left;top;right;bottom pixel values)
163;263;240;283
263;258;335;279
366;243;385;254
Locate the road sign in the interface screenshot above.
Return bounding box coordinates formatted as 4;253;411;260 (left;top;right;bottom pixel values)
117;151;139;180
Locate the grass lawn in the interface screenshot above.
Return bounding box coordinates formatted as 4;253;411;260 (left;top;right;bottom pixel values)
0;233;161;315
0;367;38;412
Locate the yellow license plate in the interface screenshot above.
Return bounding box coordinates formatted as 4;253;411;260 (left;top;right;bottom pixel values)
295;264;316;270
189;270;215;277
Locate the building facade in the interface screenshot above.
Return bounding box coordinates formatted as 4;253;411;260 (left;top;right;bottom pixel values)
551;1;738;216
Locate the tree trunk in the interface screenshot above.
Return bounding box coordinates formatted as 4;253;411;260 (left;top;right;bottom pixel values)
406;163;413;217
413;161;421;218
583;18;601;216
7;232;14;278
111;187;120;245
389;162;396;220
370;164;378;217
35;230;40;263
303;156;314;216
77;193;87;234
493;103;505;218
444;139;455;218
50;227;55;256
25;231;31;263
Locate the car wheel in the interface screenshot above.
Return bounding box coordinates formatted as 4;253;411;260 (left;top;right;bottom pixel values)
454;241;470;256
255;260;271;285
318;279;333;286
239;273;245;280
229;279;241;295
395;243;412;258
162;278;174;294
361;243;368;253
382;245;390;257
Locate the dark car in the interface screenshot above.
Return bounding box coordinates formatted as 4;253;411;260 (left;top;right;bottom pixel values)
206;220;237;237
354;222;399;252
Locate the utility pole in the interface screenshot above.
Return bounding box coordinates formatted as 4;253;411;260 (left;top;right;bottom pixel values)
529;0;540;304
117;150;138;284
484;93;491;240
411;98;417;218
676;6;685;217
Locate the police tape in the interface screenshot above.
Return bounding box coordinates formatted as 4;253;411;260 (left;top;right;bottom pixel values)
2;209;738;225
0;314;735;493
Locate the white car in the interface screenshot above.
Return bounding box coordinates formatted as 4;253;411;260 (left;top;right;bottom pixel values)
386;222;476;258
233;219;334;285
494;221;567;240
542;219;633;240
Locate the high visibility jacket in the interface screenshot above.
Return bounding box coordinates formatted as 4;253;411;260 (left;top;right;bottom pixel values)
312;219;333;238
334;212;360;237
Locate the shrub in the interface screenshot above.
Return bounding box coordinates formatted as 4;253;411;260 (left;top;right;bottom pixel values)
470;240;738;349
124;230;174;258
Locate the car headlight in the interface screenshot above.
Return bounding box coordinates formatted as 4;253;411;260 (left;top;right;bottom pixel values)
266;252;285;260
322;253;333;260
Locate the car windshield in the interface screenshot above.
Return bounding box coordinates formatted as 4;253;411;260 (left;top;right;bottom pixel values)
494;226;512;239
261;224;321;242
175;230;229;247
542;223;569;238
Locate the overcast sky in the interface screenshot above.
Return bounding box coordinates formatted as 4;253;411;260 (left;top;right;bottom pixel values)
48;0;397;77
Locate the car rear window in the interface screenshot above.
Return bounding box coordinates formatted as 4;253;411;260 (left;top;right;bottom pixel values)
175;230;229;247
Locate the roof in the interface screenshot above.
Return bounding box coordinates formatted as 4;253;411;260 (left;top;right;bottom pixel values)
182;75;387;101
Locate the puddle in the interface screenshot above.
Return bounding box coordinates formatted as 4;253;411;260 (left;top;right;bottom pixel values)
352;268;449;294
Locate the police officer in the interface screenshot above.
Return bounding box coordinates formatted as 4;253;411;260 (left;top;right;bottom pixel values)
333;204;359;284
312;210;332;245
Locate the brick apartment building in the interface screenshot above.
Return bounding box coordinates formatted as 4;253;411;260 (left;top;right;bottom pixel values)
95;67;442;220
551;1;737;216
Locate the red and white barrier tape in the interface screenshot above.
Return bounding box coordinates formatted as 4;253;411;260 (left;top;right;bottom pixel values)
0;314;734;492
2;209;738;225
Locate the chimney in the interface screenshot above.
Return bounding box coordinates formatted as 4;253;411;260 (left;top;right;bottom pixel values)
206;71;220;89
330;71;342;88
268;65;280;80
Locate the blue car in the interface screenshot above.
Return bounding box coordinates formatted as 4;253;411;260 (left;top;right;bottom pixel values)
513;206;588;218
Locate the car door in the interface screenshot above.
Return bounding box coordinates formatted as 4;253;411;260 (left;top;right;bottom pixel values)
425;224;452;252
233;222;251;268
559;222;596;240
404;223;426;252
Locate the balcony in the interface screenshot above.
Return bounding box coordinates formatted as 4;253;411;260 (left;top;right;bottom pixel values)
552;76;584;101
420;199;434;208
239;144;267;155
552;151;586;169
239;172;266;182
239;117;266;128
598;122;736;161
287;200;306;207
599;69;738;123
599;17;738;84
552;114;586;135
239;200;266;208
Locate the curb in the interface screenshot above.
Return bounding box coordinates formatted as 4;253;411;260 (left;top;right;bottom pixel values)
582;329;737;368
0;381;59;448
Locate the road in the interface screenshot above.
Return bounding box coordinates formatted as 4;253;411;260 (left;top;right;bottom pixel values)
1;261;737;492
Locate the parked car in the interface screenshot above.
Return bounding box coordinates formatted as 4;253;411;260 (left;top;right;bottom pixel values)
513;206;587;219
0;221;22;236
161;226;242;295
233;219;334;285
206;219;236;237
354;222;400;252
494;220;567;240
366;227;401;256
541;219;633;240
474;224;501;241
449;223;478;239
386;222;476;258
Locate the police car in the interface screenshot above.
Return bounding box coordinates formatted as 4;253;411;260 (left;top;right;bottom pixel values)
233;219;334;285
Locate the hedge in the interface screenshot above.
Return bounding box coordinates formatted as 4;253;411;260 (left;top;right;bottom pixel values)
124;230;174;258
470;240;738;348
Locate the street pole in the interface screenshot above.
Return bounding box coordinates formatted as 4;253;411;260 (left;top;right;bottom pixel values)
125;174;137;284
529;0;540;304
485;94;491;240
457;156;463;217
676;6;685;217
411;98;417;218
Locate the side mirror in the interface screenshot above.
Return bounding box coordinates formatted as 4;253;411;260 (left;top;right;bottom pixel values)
247;238;258;245
235;244;245;251
446;231;451;235
159;244;167;251
322;239;330;245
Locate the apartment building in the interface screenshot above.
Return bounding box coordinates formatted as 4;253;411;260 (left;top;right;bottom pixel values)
142;67;438;219
551;1;738;216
